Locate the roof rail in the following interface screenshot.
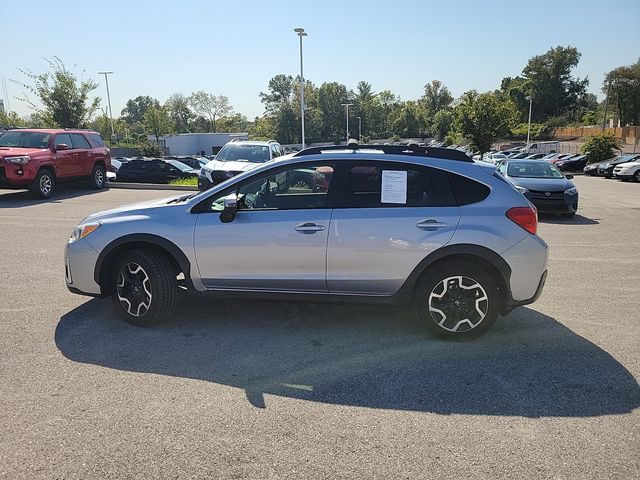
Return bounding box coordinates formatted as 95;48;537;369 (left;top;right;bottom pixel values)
292;143;473;162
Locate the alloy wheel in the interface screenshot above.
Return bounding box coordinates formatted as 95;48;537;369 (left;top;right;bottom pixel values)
428;275;489;333
40;174;52;196
116;262;152;317
95;168;104;186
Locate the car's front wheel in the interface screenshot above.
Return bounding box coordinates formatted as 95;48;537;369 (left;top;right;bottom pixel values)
634;171;640;182
90;164;106;189
111;250;177;326
30;169;56;199
415;263;500;339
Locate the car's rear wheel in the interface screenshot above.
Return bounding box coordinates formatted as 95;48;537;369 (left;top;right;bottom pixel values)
30;169;55;199
90;164;106;189
415;263;500;339
634;171;640;182
110;250;177;326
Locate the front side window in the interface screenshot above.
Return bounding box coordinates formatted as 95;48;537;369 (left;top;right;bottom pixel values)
55;133;73;148
343;163;456;208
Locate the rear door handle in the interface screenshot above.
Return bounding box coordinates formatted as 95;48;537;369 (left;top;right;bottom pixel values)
416;219;448;230
295;222;325;234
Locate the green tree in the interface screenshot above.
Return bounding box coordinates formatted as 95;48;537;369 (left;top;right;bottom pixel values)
431;109;454;140
316;82;351;141
188;91;232;132
121;95;160;124
165;93;193;133
249;115;277;140
0;110;26;127
144;105;174;143
455;91;518;155
520;46;589;121
215;113;250;133
17;57;100;128
603;60;640;126
580;132;622;164
391;101;422;138
259;74;294;114
421;80;453;117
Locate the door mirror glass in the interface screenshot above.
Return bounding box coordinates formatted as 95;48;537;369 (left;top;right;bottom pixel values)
565;174;574;179
56;143;70;151
220;194;238;223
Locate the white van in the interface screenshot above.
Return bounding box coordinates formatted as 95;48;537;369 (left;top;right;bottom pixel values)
523;141;560;154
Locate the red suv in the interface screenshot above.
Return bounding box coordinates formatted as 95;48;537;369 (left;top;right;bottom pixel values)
0;129;111;198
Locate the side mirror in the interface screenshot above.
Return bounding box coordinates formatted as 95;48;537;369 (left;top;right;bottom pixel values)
565;174;574;179
219;194;238;223
55;143;70;151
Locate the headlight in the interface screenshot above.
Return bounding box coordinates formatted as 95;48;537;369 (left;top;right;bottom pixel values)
515;185;528;194
69;223;101;243
564;187;577;195
5;155;31;165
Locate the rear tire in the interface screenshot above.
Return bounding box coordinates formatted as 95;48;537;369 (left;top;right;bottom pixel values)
415;263;501;339
634;171;640;183
90;164;106;189
29;169;55;199
110;250;177;326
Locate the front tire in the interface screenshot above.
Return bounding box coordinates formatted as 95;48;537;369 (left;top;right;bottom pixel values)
415;263;500;339
110;250;177;326
90;164;106;189
30;169;55;199
634;171;640;183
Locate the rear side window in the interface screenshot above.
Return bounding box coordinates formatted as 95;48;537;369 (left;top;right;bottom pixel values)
69;133;91;150
86;133;105;148
448;173;490;205
344;163;456;208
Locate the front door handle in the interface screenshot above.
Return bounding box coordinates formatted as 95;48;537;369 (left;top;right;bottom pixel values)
295;222;325;234
416;219;447;230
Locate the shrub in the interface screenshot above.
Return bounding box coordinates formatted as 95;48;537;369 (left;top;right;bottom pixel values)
139;142;163;157
580;132;622;164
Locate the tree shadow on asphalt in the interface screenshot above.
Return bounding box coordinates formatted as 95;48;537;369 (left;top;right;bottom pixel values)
55;297;639;417
0;184;110;207
538;214;600;225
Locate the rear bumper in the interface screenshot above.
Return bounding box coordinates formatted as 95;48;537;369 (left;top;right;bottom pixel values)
503;270;547;314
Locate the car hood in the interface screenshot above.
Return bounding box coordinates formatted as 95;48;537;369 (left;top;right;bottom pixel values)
508;176;574;192
82;195;185;222
202;159;262;173
0;146;48;157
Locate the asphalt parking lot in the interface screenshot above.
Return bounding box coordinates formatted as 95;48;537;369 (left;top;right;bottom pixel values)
1;177;638;479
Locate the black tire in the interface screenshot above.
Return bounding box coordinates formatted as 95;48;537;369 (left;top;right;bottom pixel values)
415;263;501;339
634;171;640;183
90;164;106;189
29;169;55;199
110;249;177;326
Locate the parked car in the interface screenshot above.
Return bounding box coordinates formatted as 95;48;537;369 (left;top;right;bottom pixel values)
550;153;579;164
165;156;208;170
598;154;640;178
65;144;548;339
496;159;578;217
0;128;110;198
555;154;588;172
198;140;285;190
613;156;640;181
583;159;612;176
115;158;198;184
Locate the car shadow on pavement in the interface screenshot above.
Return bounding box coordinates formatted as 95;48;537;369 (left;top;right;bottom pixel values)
0;185;110;207
55;297;639;418
539;214;600;225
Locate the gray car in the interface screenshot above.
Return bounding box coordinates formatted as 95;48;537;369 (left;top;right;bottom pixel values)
65;145;548;339
496;159;578;217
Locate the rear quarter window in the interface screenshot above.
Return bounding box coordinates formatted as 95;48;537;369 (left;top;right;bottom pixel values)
448;173;490;205
86;133;105;148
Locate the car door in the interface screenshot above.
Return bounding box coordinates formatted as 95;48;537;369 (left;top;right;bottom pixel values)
69;133;92;176
194;161;337;291
326;161;461;294
52;133;76;177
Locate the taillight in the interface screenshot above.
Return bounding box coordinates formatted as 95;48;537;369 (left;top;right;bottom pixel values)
506;206;537;235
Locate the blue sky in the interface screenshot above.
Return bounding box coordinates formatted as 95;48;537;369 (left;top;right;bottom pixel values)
2;0;639;119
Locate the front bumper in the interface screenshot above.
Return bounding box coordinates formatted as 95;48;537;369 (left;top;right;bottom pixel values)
524;192;578;214
65;238;103;296
0;163;35;188
613;170;635;179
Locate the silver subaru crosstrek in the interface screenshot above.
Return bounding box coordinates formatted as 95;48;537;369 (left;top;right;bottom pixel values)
65;144;548;339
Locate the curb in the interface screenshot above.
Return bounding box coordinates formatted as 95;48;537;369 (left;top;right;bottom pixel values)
107;182;198;191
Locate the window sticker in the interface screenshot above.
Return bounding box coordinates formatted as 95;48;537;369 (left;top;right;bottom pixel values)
381;170;407;204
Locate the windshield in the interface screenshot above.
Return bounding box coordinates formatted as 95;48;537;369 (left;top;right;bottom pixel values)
166;160;193;172
0;131;51;149
216;144;270;163
507;162;564;178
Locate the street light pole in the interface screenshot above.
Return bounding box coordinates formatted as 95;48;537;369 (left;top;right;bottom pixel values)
356;116;362;142
293;28;308;149
525;95;533;148
98;71;115;142
341;103;353;143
